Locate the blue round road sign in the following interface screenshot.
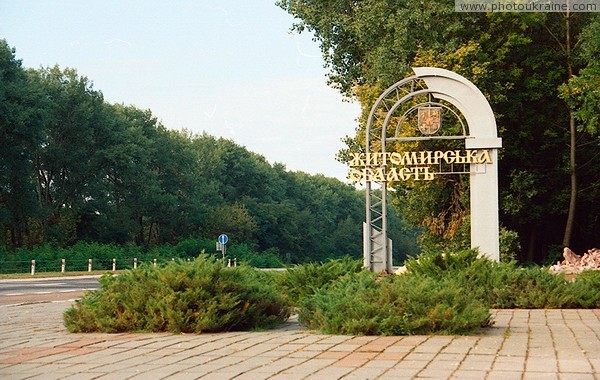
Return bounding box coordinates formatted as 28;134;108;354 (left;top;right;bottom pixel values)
218;234;229;245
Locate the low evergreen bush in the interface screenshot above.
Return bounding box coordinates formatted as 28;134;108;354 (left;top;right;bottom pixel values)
277;256;363;306
60;247;599;336
566;270;600;308
64;255;291;333
405;248;600;309
299;270;492;335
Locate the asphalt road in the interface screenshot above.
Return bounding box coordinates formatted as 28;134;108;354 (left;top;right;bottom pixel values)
0;276;100;306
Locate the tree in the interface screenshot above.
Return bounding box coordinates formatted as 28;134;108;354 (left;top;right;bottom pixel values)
0;40;44;248
28;66;111;245
1;40;413;264
559;16;600;250
279;1;600;261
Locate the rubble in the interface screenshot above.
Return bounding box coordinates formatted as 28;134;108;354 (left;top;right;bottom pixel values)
549;247;600;277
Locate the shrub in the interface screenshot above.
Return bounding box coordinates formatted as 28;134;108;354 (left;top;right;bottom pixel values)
299;270;491;335
228;244;285;268
172;238;216;258
567;270;600;308
64;255;291;333
499;227;521;263
277;256;363;306
405;248;599;309
299;271;381;335
404;248;480;278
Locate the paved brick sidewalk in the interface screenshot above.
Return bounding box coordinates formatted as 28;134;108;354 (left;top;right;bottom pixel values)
0;301;598;379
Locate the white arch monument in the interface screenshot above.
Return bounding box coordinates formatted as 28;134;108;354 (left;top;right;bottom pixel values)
361;67;502;272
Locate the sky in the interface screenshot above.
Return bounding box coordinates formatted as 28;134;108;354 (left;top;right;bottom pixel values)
0;0;361;182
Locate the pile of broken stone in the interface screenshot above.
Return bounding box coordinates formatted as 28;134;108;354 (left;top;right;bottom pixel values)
549;247;600;276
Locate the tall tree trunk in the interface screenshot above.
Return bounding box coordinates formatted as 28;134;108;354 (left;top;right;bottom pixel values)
147;222;154;246
562;11;576;247
137;216;145;245
563;111;577;247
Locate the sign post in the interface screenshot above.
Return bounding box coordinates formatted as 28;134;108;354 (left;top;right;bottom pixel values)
218;234;229;264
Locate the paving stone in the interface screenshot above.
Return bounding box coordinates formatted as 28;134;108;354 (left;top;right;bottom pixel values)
557;358;593;373
526;357;558;373
332;351;378;367
487;370;528;380
492;355;526;371
361;358;397;369
392;359;429;370
340;366;387;379
522;372;559;379
373;351;408;361
305;364;354;379
276;358;335;375
402;351;437;361
377;367;421;378
266;374;306;380
458;354;495;371
1;301;599;379
441;336;479;354
425;358;461;371
417;367;456;378
450;369;489;379
315;350;349;360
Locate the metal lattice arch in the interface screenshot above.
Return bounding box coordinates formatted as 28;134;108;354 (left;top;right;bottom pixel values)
364;67;502;272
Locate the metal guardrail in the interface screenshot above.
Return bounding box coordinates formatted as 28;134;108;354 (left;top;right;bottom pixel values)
0;257;244;275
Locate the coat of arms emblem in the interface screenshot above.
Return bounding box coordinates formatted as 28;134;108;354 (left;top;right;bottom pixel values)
418;107;442;135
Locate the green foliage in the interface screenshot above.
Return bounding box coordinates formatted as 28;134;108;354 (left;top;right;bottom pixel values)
228;244;285;268
147;238;215;260
560;18;600;136
499;226;521;263
60;248;600;336
299;270;491;335
568;270;600;308
0;39;374;264
404;249;600;309
296;250;599;336
64;255;291;333
405;248;480;277
279;1;600;262
277;256;363;306
298;271;382;335
0;40;45;248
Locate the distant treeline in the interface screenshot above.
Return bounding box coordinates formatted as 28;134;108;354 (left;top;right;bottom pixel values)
0;40;419;264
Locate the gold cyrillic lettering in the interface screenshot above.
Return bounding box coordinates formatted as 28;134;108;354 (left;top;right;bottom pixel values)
364;153;379;166
373;168;385;182
478;149;492;164
454;150;466;164
348;153;364;166
348;168;364;182
348;153;364;167
443;151;455;164
418;151;433;165
465;150;479;163
399;168;411;180
407;152;420;165
349;148;494;182
423;167;435;180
